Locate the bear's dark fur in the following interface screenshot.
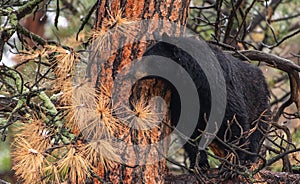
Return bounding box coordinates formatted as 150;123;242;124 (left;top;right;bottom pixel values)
142;36;270;170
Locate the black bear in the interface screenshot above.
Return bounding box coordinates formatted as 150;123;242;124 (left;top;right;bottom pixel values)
141;36;271;170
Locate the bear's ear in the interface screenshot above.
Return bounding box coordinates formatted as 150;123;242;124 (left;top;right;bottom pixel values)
153;32;170;42
162;32;178;45
162;32;170;41
153;31;161;41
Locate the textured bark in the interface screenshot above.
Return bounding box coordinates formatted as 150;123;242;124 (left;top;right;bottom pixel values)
92;0;191;183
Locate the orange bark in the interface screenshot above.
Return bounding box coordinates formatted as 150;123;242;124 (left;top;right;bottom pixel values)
92;1;191;183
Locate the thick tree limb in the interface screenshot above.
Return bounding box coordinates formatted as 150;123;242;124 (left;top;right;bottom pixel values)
16;23;46;46
231;50;300;72
16;0;45;20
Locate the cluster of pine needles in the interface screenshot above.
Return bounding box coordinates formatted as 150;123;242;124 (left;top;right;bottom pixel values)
9;8;161;184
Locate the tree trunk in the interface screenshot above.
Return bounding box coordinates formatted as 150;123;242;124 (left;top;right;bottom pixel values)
90;0;191;183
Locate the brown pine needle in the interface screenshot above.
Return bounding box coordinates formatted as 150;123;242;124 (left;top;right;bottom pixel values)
11;137;49;184
13;117;52;152
57;146;91;184
79;140;121;170
90;8;140;60
70;81;122;140
115;98;163;131
43;164;61;184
